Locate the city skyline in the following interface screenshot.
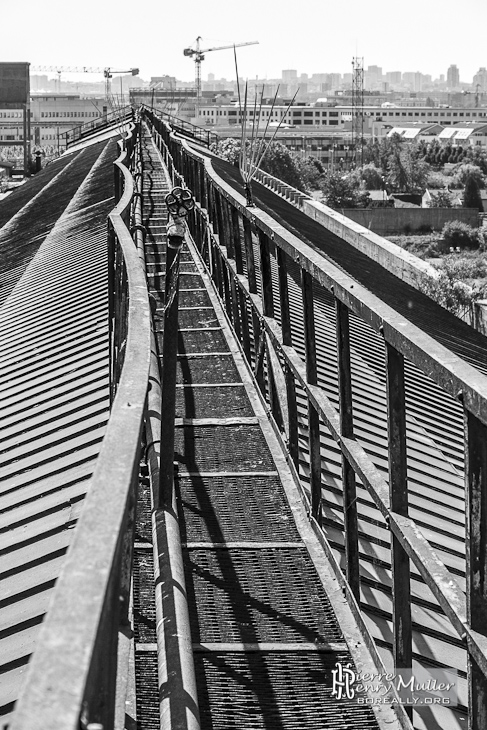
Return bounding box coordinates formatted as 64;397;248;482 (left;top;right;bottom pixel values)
3;0;486;86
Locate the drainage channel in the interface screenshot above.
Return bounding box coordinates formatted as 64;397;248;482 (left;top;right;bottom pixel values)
131;126;384;730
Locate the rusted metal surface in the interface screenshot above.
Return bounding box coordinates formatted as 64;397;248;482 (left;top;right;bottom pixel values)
143;108;487;728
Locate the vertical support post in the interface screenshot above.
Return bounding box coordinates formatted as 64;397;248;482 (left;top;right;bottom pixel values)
230;275;242;340
199;162;208;210
277;247;291;347
253;316;266;395
243;216;257;294
239;290;252;362
222;198;235;259
277;247;298;466
386;342;412;709
302;269;322;524
159;226;184;507
465;410;487;730
211;237;224;299
220;249;233;320
208;183;218;235
258;230;274;318
232;207;244;275
335;299;360;602
215;189;225;243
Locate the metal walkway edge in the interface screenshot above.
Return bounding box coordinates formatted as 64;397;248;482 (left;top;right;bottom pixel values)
130;127;397;730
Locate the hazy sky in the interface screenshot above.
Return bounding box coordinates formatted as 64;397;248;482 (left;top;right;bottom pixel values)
3;0;486;84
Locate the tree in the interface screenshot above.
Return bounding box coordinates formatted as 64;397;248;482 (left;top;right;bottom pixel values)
452;163;485;189
463;174;483;211
210;138;305;190
360;163;384;190
386;148;430;193
295;155;326;191
463;146;487;175
210;137;242;165
259;142;304;189
442;220;481;249
363;134;430;193
321;172;371;209
427;189;453;208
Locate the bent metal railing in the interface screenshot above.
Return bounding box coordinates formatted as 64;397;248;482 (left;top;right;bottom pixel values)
143;107;487;730
11;125;151;730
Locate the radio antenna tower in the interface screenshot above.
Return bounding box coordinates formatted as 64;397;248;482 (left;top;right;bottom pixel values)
351;57;364;167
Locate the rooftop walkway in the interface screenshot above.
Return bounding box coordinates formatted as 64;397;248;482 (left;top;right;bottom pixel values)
2;111;487;730
131;125;386;730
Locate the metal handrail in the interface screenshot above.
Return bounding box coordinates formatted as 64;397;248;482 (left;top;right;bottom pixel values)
11;125;151;730
139;104;219;148
65;105;134;149
143;106;487;728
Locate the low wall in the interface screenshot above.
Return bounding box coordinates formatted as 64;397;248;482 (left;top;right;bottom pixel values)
338;207;480;236
302;199;438;289
474;300;487;336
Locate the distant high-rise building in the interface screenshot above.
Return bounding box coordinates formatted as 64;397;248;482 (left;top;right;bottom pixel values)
402;72;423;91
365;65;382;90
447;65;460;88
473;67;487;92
282;70;297;83
385;71;402;85
329;73;342;89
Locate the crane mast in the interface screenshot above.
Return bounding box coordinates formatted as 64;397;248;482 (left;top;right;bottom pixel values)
183;37;258;102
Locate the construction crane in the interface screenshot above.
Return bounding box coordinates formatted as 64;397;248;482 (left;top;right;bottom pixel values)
31;66;105;92
31;66;139;98
183;37;258;101
103;68;139;99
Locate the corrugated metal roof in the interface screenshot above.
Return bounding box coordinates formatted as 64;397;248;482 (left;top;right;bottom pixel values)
0;138;117;724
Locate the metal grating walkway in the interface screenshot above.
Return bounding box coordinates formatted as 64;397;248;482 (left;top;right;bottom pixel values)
132;127;382;730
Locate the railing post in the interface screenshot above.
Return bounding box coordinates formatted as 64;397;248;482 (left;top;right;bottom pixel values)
199;160;207;210
259;229;274;318
243;216;257;294
465;410;487;730
277;248;291;347
239;290;252;362
222;197;235;259
232;208;244;275
335;299;360;602
277;247;299;467
386;342;412;713
302;269;322;524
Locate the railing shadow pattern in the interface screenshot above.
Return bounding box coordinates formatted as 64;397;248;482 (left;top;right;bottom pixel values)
142;105;487;730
